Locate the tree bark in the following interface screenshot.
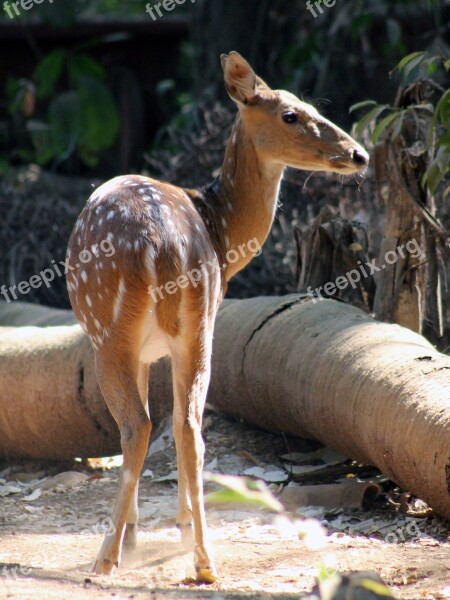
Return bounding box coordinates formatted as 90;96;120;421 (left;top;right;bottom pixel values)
372;86;447;341
209;296;450;519
1;298;450;519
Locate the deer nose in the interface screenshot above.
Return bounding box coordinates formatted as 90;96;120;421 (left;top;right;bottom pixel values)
353;148;369;166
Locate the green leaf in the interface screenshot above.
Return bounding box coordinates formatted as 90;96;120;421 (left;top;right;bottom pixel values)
402;54;427;79
34;49;66;100
354;105;389;137
372;112;399;144
427;61;438;76
436;89;450;125
68;53;106;88
425;160;443;195
408;103;434;114
349;100;377;114
26;119;54;165
355;577;395;597
77;75;120;164
435;145;450;171
390;111;405;141
444;59;450;72
204;473;284;513
48;91;82;159
396;51;424;72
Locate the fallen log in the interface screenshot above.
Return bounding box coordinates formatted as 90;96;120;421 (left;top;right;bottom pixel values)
0;304;120;459
0;302;176;459
209;296;450;519
0;297;449;519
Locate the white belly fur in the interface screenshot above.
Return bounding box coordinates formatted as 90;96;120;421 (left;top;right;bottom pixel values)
139;307;170;364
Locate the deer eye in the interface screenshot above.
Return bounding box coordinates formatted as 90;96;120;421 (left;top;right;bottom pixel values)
282;111;298;124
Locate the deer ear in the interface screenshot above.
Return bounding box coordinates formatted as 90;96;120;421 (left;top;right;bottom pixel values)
221;52;262;105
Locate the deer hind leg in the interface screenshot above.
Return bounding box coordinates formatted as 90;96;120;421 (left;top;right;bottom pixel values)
170;315;218;583
123;361;151;550
93;356;151;574
174;407;194;552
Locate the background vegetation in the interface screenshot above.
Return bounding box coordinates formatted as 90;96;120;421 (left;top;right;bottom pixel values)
0;0;448;343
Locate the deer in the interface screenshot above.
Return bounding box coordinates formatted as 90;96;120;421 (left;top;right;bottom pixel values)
66;51;368;583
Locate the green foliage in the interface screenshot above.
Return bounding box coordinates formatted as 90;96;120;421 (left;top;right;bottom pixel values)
280;0;442;93
6;48;120;168
351;52;450;198
204;472;284;513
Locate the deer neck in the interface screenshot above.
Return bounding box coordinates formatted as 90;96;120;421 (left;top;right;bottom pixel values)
201;115;284;280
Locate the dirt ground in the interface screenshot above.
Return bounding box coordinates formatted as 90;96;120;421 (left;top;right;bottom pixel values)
1;408;449;600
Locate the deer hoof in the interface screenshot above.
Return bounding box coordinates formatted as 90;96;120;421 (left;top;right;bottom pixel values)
196;566;219;584
92;557;117;575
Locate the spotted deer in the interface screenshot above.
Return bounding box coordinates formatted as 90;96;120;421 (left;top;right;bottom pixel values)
66;51;368;583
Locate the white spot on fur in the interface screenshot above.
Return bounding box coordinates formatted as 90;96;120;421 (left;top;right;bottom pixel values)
107;211;115;220
81;271;88;283
85;294;92;308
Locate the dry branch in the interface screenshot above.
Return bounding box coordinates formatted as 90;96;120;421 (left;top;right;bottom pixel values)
0;298;449;520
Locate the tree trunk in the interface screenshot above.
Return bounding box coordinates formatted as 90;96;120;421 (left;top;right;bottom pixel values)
372;85;447;341
1;298;450;519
